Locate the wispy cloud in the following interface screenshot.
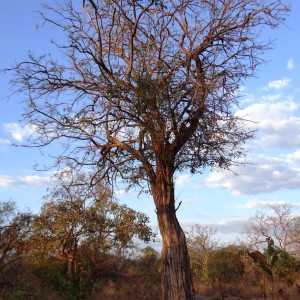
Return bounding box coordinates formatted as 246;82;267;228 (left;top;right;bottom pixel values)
261;93;284;103
182;218;249;234
0;174;51;188
236;99;300;149
0;139;10;145
3;123;37;142
205;154;300;195
285;150;300;164
205;93;300;196
238;199;294;209
115;189;126;196
175;173;191;187
267;77;291;90
210;218;249;234
0;139;11;150
287;58;296;70
180;196;199;205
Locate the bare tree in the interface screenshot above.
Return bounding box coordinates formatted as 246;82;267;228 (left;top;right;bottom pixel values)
186;225;219;282
243;204;300;255
7;0;288;298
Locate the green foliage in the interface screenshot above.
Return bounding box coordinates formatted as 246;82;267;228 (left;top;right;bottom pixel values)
138;246;161;277
6;290;28;300
0;201;33;298
24;172;154;298
2;195;300;300
207;245;245;299
247;237;300;299
275;251;300;285
2;200;300;299
125;247;161;300
30;260;82;300
248;237;282;277
248;249;273;276
208;246;245;284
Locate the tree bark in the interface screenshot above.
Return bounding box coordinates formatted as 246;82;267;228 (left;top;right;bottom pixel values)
67;253;76;280
152;165;195;300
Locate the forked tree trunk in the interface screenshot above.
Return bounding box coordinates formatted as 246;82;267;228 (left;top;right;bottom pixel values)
152;166;195;300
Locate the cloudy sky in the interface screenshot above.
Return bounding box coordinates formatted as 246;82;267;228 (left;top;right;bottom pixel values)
1;1;300;242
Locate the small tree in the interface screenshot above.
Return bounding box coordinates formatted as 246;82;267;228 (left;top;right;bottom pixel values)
275;251;300;286
248;237;300;299
186;225;218;284
243;205;300;256
126;246;161;300
7;1;288;298
207;245;245;300
29;170;153;299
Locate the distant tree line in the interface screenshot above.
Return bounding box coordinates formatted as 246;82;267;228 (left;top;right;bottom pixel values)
1;172;299;300
186;205;300;300
0;171;160;300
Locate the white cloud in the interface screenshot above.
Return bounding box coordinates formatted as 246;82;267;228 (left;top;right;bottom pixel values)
0;174;51;188
236;100;297;124
236;100;300;149
0;139;10;145
238;200;290;209
182;218;248;234
210;218;249;234
0;175;15;187
239;93;256;107
267;77;291;90
211;92;300;195
115;189;126;196
187;218;249;234
285;150;300;164
261;93;284;103
287;58;295;70
0;139;11;150
205;154;300;195
175;173;191;187
180;196;199;205
3;123;37;142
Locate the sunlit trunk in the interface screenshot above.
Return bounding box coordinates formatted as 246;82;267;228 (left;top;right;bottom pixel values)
152;164;195;300
67;253;76;279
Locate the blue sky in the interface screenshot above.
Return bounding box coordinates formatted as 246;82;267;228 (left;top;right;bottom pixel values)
1;1;300;242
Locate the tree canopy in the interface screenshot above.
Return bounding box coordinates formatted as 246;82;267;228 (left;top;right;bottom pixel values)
10;0;288;187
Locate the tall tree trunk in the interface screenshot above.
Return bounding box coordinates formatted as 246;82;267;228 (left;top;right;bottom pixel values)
67;253;76;280
152;165;195;300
